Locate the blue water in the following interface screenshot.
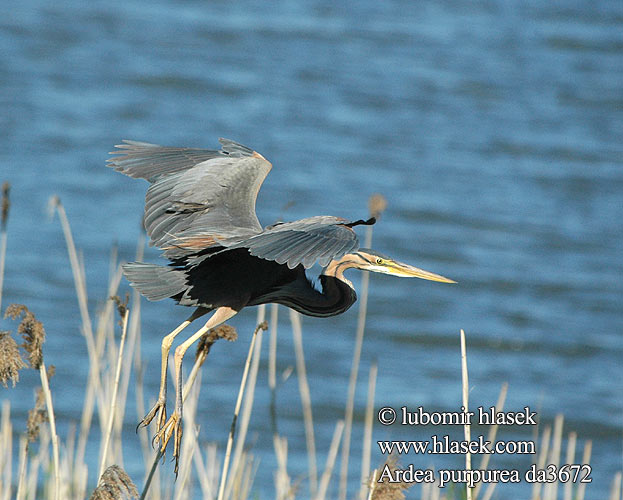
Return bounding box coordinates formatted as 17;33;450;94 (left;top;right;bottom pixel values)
1;0;622;498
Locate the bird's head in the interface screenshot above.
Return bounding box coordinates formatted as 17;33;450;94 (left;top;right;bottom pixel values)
343;249;456;283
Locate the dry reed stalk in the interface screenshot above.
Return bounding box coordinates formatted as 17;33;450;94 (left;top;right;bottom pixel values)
48;200;122;475
273;435;294;500
15;434;27;500
191;442;215;499
174;389;201;500
98;303;130;478
430;478;441;500
576;440;592;500
339;194;384;500
609;471;622;500
0;401;11;500
359;362;377;500
17;382;47;499
563;432;577;500
480;480;496;500
116;241;144;436
26;424;51;500
365;468;378;500
133;355;157;494
543;414;564;500
48;196;93;340
289;309;318;497
473;382;508;500
76;266;123;475
315;419;345;500
217;319;266;500
460;329;472;500
268;304;295;499
225;306;266;498
269;303;279;435
39;361;60;500
532;425;552;500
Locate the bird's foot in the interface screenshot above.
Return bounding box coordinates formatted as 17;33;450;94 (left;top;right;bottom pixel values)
155;410;183;475
138;398;168;446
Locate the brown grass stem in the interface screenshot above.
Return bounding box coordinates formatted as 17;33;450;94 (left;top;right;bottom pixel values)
289;309;318;498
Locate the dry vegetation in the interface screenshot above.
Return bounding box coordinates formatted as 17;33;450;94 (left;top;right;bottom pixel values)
0;187;620;500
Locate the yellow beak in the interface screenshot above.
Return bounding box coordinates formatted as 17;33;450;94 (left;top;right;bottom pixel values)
385;260;456;283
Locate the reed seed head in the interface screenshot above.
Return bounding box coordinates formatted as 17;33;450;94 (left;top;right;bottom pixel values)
46;194;61;220
5;304;46;369
368;193;387;219
1;181;9;230
111;294;130;322
0;331;27;387
195;324;238;363
370;456;412;500
27;387;47;443
89;465;139;500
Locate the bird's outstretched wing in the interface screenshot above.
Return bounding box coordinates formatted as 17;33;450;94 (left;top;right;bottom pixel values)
108;139;272;257
218;216;376;269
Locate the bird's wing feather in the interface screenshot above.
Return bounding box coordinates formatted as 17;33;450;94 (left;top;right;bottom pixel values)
108;139;272;257
107;139;255;181
220;216;363;269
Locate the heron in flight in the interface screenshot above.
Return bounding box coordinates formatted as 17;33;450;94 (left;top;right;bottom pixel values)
108;138;454;469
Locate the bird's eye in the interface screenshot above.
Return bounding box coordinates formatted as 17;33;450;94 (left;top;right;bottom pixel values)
376;258;383;265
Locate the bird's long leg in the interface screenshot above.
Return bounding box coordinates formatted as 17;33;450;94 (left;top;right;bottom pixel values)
139;308;206;438
156;306;238;473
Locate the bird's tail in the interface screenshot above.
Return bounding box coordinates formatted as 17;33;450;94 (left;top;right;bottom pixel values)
122;262;187;302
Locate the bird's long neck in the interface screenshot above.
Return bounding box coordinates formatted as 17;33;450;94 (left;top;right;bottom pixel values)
279;256;358;318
